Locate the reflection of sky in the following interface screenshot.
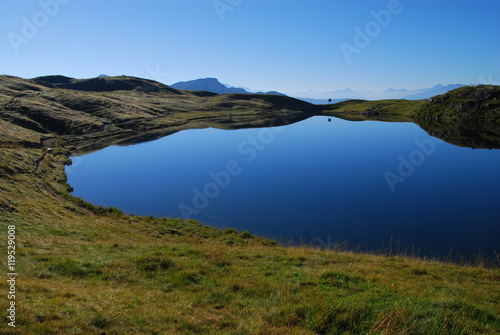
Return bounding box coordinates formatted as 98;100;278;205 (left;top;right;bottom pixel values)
67;116;500;257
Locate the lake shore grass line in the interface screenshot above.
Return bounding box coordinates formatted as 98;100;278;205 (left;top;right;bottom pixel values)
1;149;499;334
279;236;500;270
1;76;499;333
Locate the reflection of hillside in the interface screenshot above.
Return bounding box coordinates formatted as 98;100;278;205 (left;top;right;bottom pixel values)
413;117;500;149
320;85;500;149
409;85;500;149
2;75;499;153
72;112;311;156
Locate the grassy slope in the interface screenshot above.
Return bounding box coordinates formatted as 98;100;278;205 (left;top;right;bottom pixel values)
408;85;500;148
320;99;425;122
1;77;499;334
0;75;317;155
320;86;500;148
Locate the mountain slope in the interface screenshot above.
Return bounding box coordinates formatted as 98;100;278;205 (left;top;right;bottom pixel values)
171;77;235;94
32;75;183;94
171;77;286;96
1;75;499;151
407;85;500;148
0;75;316;154
319;85;500;148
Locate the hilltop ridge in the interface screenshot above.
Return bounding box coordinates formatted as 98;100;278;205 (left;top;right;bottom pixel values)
0;75;316;154
32;75;182;94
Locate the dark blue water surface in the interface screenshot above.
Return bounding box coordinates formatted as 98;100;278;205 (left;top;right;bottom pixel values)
67;116;500;258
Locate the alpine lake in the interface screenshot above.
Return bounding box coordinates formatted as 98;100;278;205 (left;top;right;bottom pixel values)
66;116;500;260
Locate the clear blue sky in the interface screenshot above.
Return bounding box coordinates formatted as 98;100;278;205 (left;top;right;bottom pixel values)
1;0;499;93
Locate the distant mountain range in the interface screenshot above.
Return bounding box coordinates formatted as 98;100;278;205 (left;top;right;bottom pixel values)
170;78;468;103
290;84;468;102
171;78;286;96
400;84;467;100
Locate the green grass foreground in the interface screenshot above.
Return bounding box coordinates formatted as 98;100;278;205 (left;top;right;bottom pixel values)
1;76;500;333
0;146;499;334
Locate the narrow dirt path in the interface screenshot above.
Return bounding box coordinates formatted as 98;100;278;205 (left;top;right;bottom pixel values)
40;180;93;216
34;144;94;216
36;136;57;174
35;152;48;174
40;181;65;202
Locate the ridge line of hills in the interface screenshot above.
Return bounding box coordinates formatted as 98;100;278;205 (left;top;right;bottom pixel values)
25;74;473;101
1;74;499;151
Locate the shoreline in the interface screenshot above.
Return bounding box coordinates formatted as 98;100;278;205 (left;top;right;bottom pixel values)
60;115;499;268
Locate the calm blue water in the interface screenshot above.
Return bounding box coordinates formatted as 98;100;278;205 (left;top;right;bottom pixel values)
67;116;500;258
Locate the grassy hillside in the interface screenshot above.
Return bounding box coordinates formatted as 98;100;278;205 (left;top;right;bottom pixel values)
1;76;500;334
320;99;425;122
319;85;500;148
408;85;500;148
0;75;317;155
